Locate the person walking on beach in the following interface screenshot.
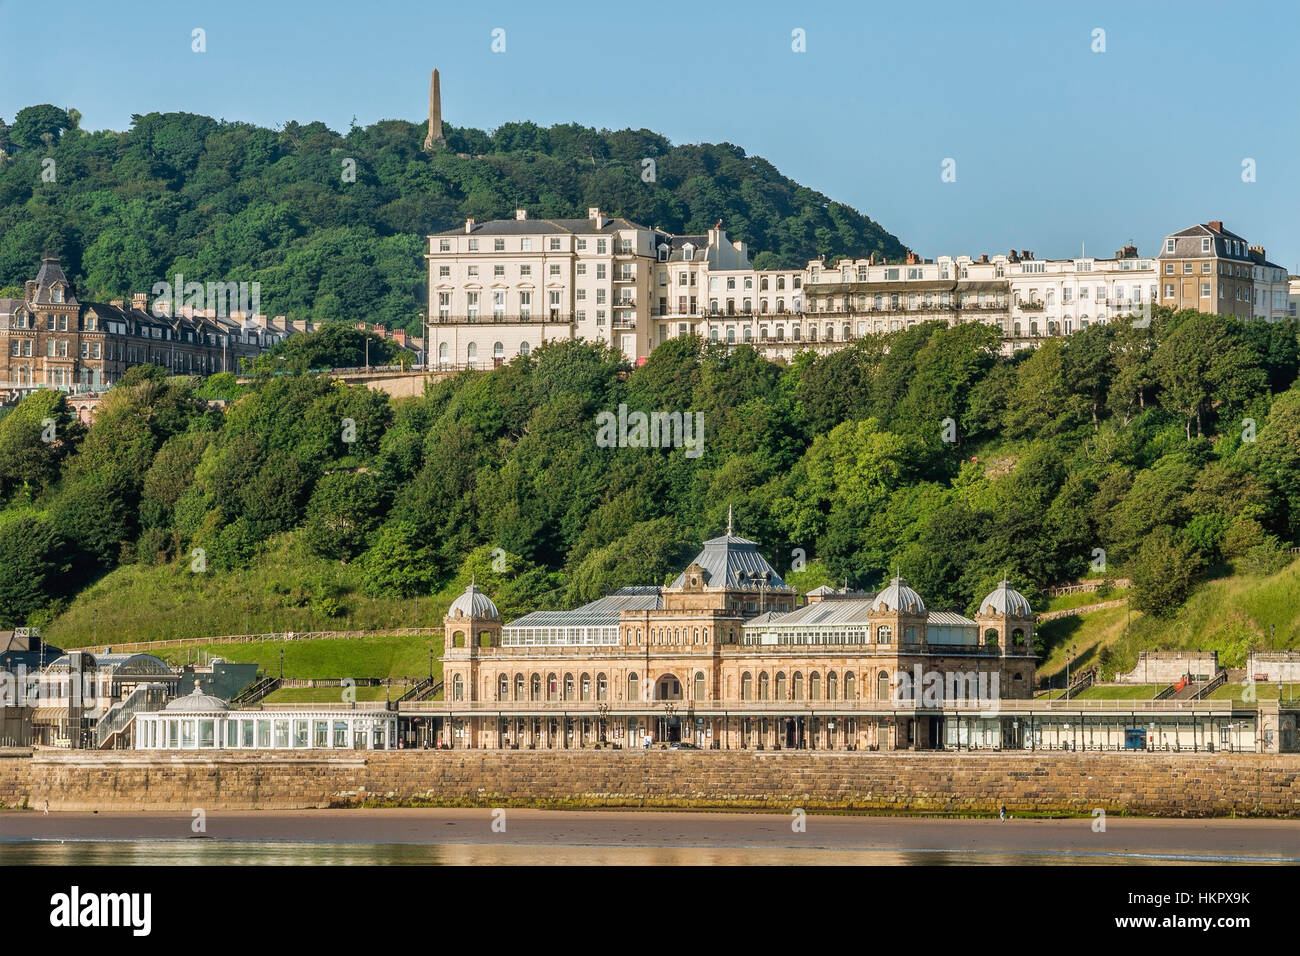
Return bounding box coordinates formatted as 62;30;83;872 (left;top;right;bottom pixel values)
43;799;49;815
999;804;1006;822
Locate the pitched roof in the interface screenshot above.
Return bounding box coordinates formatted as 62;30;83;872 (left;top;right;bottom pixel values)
670;533;791;591
30;256;77;306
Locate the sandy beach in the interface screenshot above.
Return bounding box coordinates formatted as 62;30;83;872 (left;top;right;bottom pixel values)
1;808;1297;864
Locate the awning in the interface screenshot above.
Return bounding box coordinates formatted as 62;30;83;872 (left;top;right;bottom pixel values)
31;708;69;722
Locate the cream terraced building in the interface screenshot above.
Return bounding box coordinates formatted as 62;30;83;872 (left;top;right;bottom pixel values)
428;216;1286;368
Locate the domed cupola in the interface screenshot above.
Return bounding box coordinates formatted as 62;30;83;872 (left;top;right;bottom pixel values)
870;576;926;615
978;579;1033;618
164;681;230;713
448;583;500;620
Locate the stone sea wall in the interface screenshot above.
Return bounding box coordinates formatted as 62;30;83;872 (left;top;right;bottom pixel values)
0;749;1297;816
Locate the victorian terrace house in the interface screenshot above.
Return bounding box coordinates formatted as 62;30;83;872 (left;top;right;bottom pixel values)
1;256;295;401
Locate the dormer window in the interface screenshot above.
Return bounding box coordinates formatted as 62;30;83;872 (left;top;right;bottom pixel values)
1165;238;1175;254
683;244;694;261
657;244;669;262
51;286;63;303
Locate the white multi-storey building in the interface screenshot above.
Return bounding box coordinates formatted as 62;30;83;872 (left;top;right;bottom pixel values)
426;215;1289;368
427;207;660;368
1002;247;1158;338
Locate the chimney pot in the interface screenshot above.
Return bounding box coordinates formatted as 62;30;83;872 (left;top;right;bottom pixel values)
515;209;527;221
465;218;475;234
1208;220;1223;232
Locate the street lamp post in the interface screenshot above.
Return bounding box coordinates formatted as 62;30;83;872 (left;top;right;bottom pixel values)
597;702;609;745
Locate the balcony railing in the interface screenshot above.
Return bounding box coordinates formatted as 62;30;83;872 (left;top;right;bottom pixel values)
433;314;575;325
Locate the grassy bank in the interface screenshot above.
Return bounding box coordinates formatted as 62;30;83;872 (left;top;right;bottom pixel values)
151;636;442;683
1037;557;1300;685
44;532;453;648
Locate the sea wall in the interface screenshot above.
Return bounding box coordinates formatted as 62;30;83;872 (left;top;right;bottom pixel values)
1;749;1299;816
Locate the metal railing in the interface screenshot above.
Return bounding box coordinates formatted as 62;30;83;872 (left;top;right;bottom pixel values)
231;676;280;706
404;697;1258;715
397;678;443;704
94;684;169;749
1190;672;1228;700
432;315;574;325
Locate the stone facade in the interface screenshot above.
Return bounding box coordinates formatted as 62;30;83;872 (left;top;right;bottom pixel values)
3;749;1300;816
0;256;295;401
1114;650;1221;685
435;532;1037;751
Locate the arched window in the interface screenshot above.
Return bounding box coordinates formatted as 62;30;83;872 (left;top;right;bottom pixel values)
694;671;705;701
493;341;504;359
466;342;478;365
826;671;837;700
1012;628;1026;645
775;672;787;700
741;672;753;700
547;673;558;701
514;674;524;700
597;673;608;701
809;672;821;700
876;625;892;644
877;671;890;701
792;672;803;700
984;628;999;645
498;675;508;700
438;342;449;365
727;327;736;343
520;341;531;356
531;674;541;701
564;673;575;701
452;630;465;648
452;674;464;701
744;327;752;342
844;672;855;700
580;673;591;701
628;672;639;701
758;672;770;700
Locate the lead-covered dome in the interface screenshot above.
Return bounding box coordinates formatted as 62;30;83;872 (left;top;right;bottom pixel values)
165;681;229;713
870;576;926;615
448;583;500;620
979;580;1033;617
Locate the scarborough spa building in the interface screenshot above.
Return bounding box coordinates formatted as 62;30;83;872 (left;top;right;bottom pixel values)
413;526;1039;751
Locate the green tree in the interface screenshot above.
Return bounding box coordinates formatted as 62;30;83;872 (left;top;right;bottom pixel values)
1130;526;1201;617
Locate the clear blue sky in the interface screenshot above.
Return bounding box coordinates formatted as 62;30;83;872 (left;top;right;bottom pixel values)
3;0;1298;270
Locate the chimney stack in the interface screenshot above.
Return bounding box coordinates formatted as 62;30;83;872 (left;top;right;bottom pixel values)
905;250;919;265
464;218;475;234
588;207;607;228
515;209;527;221
978;254;989;264
132;292;149;311
1208;220;1223;232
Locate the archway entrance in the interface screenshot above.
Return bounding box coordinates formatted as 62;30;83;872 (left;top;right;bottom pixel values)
656;674;682;700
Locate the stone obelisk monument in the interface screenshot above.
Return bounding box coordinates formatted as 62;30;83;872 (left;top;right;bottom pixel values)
423;69;445;152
